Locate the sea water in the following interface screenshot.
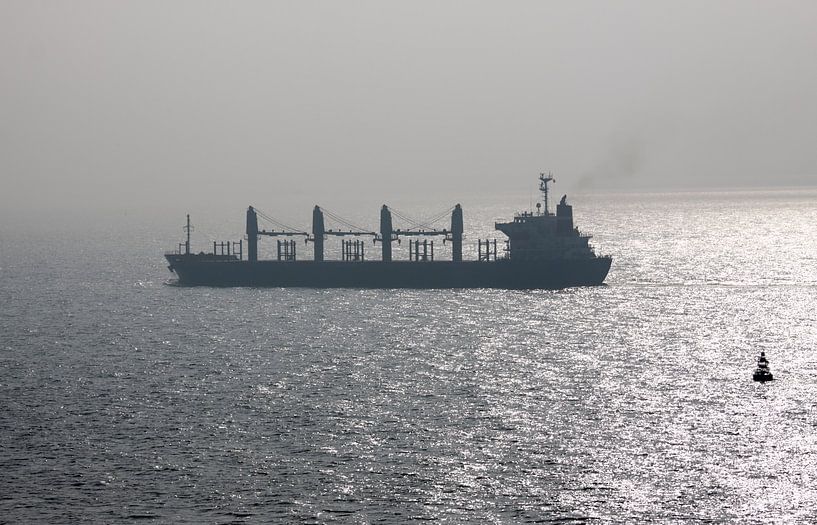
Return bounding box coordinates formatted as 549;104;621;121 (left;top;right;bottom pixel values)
1;189;816;523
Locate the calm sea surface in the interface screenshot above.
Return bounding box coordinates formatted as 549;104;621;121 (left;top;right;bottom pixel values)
1;189;816;523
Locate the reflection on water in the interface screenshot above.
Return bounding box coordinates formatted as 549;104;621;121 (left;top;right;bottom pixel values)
1;190;816;523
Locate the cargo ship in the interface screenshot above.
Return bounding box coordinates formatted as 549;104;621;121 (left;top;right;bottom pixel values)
165;175;612;288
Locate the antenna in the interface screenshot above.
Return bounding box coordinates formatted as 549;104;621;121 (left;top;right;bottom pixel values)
183;214;194;255
539;172;556;215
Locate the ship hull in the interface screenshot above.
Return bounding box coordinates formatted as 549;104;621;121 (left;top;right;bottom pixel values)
165;256;612;289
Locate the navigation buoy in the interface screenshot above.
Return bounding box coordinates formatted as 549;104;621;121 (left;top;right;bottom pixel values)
752;351;774;382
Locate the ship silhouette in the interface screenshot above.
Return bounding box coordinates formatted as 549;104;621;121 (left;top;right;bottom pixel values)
165;175;612;289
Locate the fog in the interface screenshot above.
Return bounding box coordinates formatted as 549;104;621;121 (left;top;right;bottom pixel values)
2;1;816;220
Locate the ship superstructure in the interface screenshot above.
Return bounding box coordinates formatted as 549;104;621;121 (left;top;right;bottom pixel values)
165;175;611;289
495;174;597;261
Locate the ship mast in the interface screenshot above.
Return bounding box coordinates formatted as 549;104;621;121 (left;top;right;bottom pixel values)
539;172;555;215
183;214;192;255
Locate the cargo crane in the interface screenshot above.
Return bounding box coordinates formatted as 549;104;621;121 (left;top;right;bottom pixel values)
377;205;464;262
246;206;308;261
248;204;464;263
308;206;377;261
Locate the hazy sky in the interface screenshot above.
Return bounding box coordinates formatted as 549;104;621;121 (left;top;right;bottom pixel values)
2;1;816;215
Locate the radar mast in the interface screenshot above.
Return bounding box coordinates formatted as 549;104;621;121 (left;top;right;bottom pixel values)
539;172;556;215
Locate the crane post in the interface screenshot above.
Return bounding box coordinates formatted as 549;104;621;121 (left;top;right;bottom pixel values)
380;205;393;262
451;204;463;262
246;206;258;262
312;206;325;261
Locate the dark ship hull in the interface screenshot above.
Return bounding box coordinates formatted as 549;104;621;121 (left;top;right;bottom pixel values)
166;255;612;289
